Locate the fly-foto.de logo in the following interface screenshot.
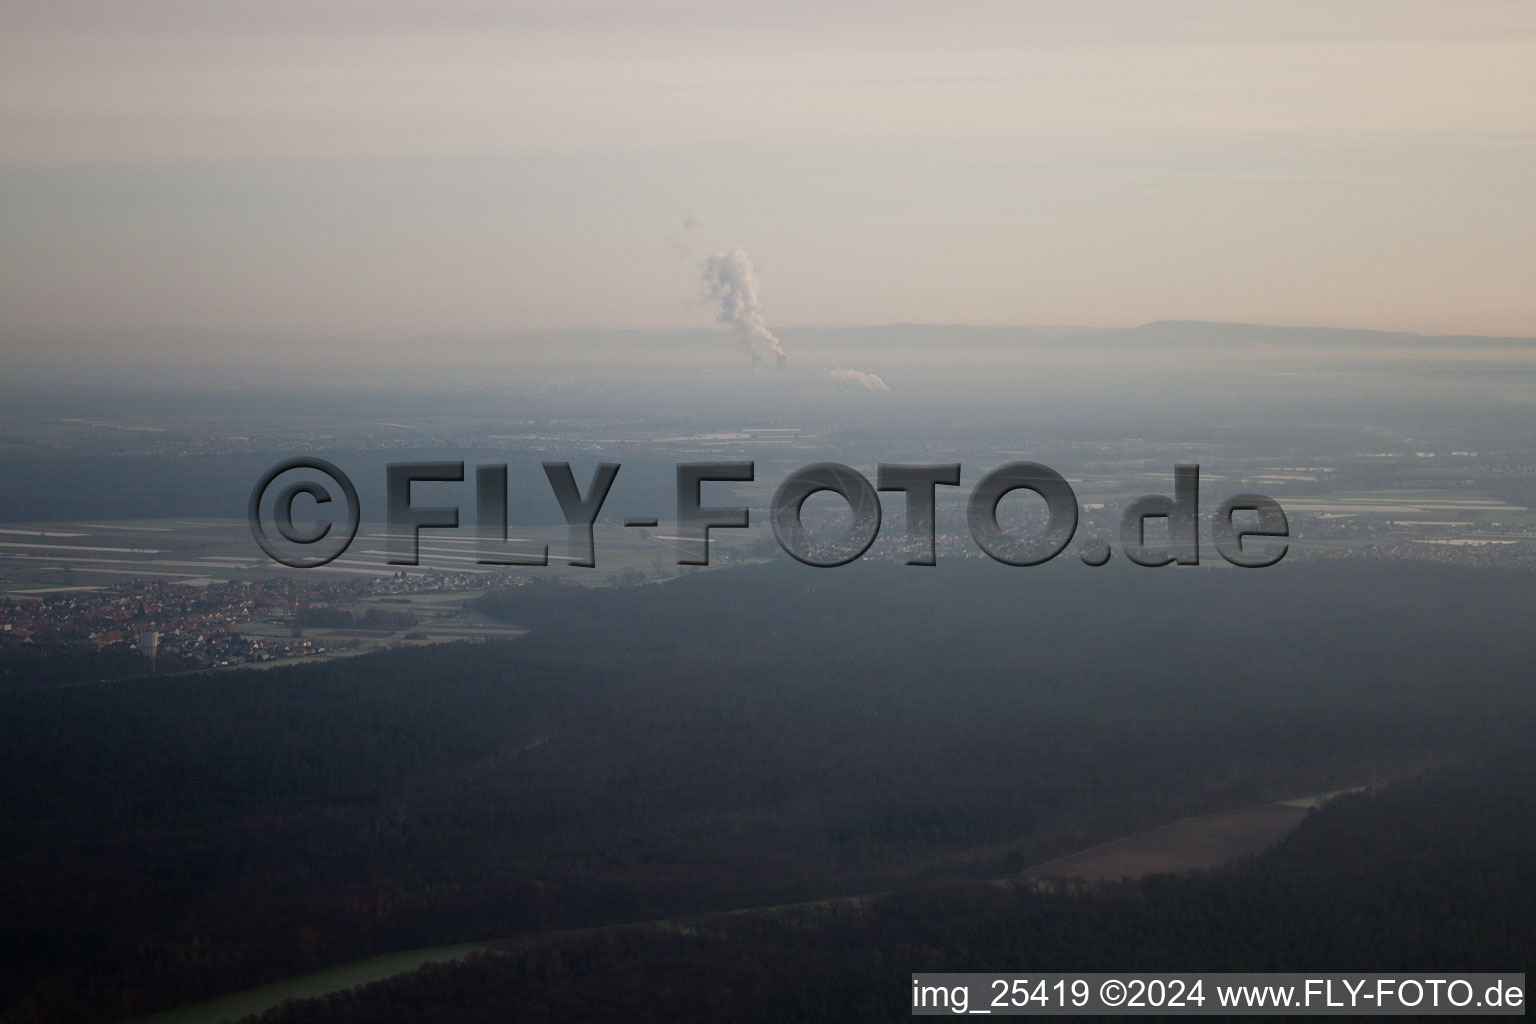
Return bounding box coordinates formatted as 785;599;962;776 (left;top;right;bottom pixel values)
248;460;1287;571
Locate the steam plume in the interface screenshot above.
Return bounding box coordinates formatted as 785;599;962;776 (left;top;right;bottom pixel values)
829;368;890;392
700;248;785;361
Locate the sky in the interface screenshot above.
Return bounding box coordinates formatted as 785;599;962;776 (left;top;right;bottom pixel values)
1;0;1534;352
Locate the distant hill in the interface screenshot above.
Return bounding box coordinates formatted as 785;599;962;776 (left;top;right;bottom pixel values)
6;320;1533;387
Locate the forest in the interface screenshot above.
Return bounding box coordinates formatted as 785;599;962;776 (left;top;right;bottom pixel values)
252;759;1536;1022
0;558;1531;1021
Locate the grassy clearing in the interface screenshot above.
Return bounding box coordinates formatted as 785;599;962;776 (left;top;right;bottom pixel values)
134;943;493;1024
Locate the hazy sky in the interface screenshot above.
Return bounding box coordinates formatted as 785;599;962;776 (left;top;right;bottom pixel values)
2;0;1534;348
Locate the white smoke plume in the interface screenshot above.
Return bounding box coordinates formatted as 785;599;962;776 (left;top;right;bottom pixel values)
700;248;786;360
829;368;891;391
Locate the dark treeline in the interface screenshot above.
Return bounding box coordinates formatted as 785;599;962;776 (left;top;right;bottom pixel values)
294;606;419;630
251;759;1536;1023
0;560;1531;1020
0;644;150;690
